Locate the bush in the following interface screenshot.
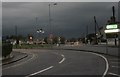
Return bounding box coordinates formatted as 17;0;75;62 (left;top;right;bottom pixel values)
2;43;13;57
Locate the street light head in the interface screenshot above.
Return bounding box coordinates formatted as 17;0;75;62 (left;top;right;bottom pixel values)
40;29;43;32
37;30;39;33
42;31;45;33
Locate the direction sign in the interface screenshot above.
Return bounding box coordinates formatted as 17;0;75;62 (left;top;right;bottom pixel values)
106;24;118;29
105;29;120;33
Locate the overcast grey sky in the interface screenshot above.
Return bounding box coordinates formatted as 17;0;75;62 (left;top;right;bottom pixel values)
2;2;118;38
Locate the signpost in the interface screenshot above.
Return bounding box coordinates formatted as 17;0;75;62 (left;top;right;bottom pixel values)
105;24;120;33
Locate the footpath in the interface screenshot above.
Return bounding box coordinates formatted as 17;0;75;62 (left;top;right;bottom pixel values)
1;51;28;65
54;44;120;57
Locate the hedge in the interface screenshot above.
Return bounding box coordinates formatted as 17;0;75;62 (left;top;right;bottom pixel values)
2;43;13;57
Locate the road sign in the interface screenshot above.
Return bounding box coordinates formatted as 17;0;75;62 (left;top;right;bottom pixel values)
106;24;118;29
105;29;120;33
105;24;120;33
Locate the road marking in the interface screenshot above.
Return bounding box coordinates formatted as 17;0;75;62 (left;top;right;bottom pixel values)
59;58;65;64
89;52;109;77
3;53;36;70
109;73;120;77
61;54;64;57
26;66;54;77
51;52;65;64
112;66;120;68
59;54;65;64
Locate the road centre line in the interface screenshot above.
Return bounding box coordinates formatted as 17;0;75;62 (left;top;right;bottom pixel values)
61;54;64;57
59;57;65;64
59;54;65;64
109;72;120;77
51;52;65;64
26;66;54;77
26;52;65;76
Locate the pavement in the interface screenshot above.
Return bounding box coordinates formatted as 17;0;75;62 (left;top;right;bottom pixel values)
2;51;28;65
54;44;120;57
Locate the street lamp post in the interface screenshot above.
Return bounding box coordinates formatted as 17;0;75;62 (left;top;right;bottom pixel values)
15;25;18;48
49;4;51;35
37;29;44;44
48;3;57;45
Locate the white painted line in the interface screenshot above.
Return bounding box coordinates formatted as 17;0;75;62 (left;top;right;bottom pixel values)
26;66;54;77
61;54;64;57
59;54;65;64
109;73;120;77
112;66;120;68
66;50;109;77
59;58;65;64
88;52;109;77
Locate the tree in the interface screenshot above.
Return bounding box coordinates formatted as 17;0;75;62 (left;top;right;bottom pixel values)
53;36;58;44
44;37;48;44
60;36;65;44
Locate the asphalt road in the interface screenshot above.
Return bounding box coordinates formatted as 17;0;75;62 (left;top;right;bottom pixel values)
2;49;108;77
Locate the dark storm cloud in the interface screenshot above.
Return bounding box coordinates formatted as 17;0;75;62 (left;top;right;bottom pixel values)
2;2;118;38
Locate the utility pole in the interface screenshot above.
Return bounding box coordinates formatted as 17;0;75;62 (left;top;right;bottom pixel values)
49;4;52;35
86;25;88;44
35;17;39;41
86;25;88;37
48;3;57;46
118;2;120;58
112;6;117;46
15;25;17;48
112;6;116;23
94;16;97;44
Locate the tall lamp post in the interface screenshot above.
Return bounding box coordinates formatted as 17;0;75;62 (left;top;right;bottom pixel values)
48;3;57;45
15;25;18;48
37;29;44;44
